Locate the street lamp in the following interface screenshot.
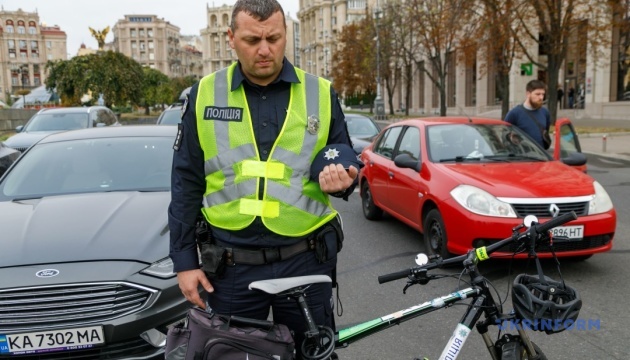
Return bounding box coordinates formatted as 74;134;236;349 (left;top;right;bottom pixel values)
373;4;385;120
17;65;29;107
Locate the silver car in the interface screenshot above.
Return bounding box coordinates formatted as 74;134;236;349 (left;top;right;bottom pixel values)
3;106;119;153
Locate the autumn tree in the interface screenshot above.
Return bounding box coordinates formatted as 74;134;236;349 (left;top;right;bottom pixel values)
513;0;613;122
329;19;377;110
406;0;478;116
475;0;524;119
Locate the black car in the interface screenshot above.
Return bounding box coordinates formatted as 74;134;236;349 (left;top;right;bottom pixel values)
156;106;182;125
345;113;381;154
0;126;190;359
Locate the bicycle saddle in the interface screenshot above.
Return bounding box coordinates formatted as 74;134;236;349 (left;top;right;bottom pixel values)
249;275;332;294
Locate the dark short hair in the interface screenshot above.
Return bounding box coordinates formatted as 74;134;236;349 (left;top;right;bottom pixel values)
526;80;547;92
230;0;286;31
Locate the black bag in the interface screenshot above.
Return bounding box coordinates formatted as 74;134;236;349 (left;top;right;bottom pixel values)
541;130;552;150
165;307;295;360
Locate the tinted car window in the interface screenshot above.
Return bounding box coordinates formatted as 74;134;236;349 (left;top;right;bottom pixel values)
157;109;182;125
0;137;174;200
374;126;403;159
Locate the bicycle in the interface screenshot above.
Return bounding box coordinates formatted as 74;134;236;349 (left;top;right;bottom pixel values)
249;211;580;359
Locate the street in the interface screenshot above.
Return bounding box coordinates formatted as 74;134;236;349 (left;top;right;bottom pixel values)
331;155;629;359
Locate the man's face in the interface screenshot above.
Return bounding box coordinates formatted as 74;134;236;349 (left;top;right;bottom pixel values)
228;10;287;86
527;89;546;109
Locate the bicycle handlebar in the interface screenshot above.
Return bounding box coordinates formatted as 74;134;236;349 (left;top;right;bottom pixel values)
378;211;578;284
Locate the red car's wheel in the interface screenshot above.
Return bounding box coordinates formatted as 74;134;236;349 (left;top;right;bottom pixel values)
423;209;451;259
361;181;383;220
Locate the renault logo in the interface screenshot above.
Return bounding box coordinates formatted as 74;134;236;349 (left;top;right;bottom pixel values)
549;204;560;217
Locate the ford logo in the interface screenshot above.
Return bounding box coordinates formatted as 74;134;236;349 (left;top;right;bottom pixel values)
36;269;60;278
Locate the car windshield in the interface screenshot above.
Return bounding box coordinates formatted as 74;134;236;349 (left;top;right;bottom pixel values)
427;124;551;163
346;115;380;138
157;109;182;125
0;136;174;201
24;113;90;132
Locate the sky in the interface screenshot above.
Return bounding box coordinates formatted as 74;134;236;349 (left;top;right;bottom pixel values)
1;0;300;57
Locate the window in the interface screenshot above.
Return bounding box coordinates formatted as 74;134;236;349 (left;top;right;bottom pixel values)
148;29;153;37
17;21;26;34
29;26;37;35
8;40;15;49
149;53;155;60
19;40;27;49
31;41;39;50
6;25;14;33
131;29;137;37
139;29;145;37
397;127;421;161
374;126;403;159
131;41;137;49
46;41;52;49
348;0;367;9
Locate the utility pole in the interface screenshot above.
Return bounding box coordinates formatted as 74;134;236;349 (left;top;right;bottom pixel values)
373;3;385;120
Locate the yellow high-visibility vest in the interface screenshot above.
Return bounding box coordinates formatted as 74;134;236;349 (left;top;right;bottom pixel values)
196;63;337;237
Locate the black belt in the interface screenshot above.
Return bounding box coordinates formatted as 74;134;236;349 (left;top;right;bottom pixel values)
221;239;316;266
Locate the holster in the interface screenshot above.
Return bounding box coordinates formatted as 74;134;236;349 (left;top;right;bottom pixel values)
314;215;345;264
195;217;227;279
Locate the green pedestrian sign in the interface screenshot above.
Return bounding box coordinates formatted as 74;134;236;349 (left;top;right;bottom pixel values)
520;63;533;76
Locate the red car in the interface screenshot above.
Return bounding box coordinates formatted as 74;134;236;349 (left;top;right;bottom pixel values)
359;117;616;259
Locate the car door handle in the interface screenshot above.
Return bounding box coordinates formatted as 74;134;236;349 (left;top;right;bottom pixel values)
388;171;394;179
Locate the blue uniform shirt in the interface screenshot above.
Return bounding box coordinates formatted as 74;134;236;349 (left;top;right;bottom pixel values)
168;58;353;272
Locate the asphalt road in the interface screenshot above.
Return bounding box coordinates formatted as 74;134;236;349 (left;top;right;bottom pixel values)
330;158;629;359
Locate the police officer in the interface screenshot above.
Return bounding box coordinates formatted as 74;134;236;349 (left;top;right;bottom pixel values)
168;0;357;358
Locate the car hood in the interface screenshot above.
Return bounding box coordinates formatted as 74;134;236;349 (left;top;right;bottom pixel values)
3;131;58;149
0;191;171;268
440;161;595;197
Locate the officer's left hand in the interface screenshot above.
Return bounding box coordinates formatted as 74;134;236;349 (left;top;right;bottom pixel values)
319;164;358;194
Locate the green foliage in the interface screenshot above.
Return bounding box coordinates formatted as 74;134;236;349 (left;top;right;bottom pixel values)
143;67;172;109
45;51;144;107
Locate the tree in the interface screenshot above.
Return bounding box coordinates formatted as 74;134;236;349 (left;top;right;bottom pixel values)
142;68;171;114
406;0;478;116
513;0;613;122
476;0;524;119
329;20;377;110
46;51;144;107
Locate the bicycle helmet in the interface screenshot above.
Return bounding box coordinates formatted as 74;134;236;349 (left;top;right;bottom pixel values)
512;274;582;334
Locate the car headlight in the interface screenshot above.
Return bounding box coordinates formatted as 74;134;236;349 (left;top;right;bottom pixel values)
588;181;614;215
451;184;517;218
141;257;176;278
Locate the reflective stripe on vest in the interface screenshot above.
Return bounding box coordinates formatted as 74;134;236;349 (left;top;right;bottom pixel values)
196;63;337;237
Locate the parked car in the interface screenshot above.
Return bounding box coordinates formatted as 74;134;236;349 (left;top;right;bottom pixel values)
0;126;190;359
156;106;183;125
359;117;616;260
345;113;381;154
0;142;20;177
3;106;119;152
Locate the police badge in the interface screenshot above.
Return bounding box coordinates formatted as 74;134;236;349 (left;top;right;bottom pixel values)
307;115;320;135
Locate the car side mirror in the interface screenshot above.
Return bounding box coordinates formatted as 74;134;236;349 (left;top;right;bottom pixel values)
394;153;421;172
561;152;587;167
15;125;24;133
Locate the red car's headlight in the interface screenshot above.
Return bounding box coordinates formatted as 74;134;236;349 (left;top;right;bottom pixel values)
451;184;517;218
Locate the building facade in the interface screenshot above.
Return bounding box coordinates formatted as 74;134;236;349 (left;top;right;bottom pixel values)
111;14;203;79
0;8;67;104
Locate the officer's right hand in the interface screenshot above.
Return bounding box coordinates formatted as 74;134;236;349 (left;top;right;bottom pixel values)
177;269;214;309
